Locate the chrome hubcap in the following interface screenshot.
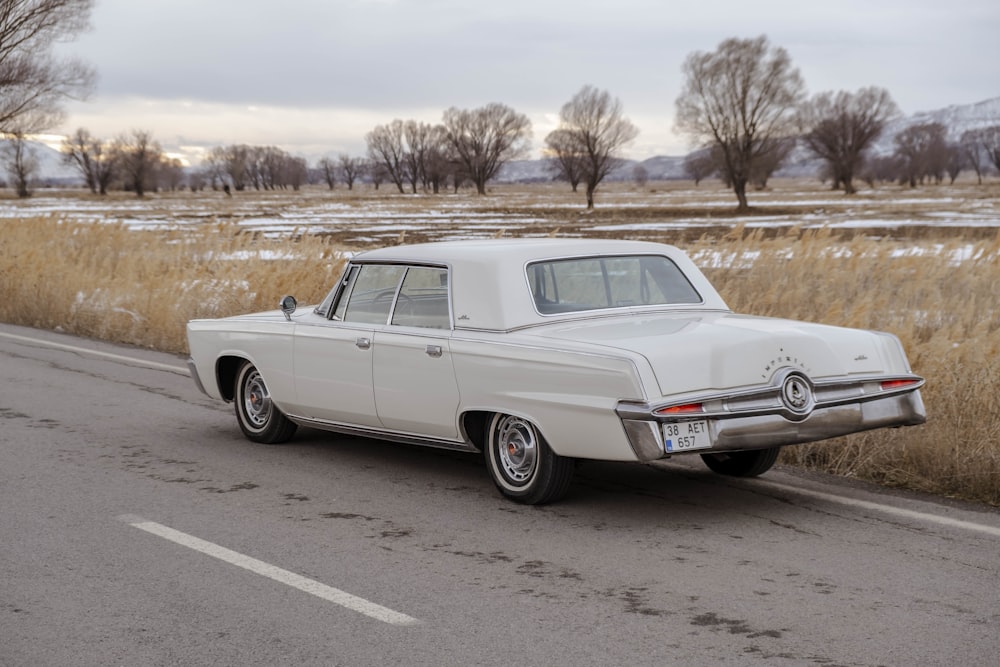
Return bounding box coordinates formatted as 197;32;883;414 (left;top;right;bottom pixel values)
496;416;537;485
243;370;271;428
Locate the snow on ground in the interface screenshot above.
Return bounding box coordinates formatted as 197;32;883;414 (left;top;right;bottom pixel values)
2;184;998;265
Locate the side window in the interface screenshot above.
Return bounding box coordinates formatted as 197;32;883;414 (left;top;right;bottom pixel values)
390;267;450;330
342;264;406;325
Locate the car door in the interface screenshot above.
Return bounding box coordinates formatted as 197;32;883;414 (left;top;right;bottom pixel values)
372;266;462;440
292;264;406;427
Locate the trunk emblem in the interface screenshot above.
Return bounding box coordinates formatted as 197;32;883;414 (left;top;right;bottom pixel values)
781;373;813;414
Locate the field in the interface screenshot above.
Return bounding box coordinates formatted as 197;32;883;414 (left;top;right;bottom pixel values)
2;178;998;504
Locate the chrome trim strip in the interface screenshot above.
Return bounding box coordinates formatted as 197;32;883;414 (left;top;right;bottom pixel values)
616;372;925;423
284;414;479;453
186;358;209;396
621;390;926;462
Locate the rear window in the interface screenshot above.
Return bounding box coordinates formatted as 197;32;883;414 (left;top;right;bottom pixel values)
527;255;701;315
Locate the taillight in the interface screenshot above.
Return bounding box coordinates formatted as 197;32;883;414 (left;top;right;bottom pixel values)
880;379;919;391
654;402;704;416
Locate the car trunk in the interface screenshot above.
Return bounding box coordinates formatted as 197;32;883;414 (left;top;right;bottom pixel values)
530;311;889;398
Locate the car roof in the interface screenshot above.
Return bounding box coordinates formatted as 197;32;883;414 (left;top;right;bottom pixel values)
350;238;729;331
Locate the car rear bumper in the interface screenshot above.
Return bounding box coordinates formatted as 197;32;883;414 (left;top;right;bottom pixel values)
618;388;927;463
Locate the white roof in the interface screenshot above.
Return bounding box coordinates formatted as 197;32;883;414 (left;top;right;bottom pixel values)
352;238;729;331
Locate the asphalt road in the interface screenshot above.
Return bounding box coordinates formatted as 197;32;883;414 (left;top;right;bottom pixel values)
2;323;998;666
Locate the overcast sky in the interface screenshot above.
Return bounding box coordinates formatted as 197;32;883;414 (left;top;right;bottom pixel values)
54;0;1000;164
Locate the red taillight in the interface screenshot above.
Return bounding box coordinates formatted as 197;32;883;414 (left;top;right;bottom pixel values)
655;402;704;416
881;379;919;391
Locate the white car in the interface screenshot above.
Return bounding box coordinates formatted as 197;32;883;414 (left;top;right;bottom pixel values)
187;238;925;504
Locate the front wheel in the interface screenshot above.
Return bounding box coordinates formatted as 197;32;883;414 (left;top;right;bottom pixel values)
234;361;297;444
485;413;574;505
700;446;781;477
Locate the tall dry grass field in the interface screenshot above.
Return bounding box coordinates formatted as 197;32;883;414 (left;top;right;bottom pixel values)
1;182;998;504
0;217;347;351
693;226;1000;504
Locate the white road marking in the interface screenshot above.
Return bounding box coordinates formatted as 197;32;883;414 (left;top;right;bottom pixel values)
755;480;1000;539
118;515;420;626
0;331;188;375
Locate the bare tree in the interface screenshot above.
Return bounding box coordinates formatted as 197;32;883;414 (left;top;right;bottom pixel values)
441;103;531;195
959;128;986;184
113;129;162;197
0;0;95;135
683;147;717;185
675;35;805;211
750;136;796;190
893;122;947;187
544;128;585;192
337;154;365;190
61;127;116;194
61;126;96;192
632;164;649;188
2;130;39;196
945;144;964;184
800;87;899;194
367;158;388;191
201;149;227;191
977;125;1000;174
158;156;185;191
545;86;638;209
286;156;308;191
403;120;437;193
366;120;409;194
423;126;451;193
317;157;336;190
207;144;251;191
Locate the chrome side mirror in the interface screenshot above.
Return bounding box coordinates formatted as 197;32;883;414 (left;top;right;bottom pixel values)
279;295;297;321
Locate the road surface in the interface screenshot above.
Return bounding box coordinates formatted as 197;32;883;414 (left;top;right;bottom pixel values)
1;323;997;665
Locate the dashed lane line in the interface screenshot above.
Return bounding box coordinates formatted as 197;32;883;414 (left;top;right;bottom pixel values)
118;515;420;626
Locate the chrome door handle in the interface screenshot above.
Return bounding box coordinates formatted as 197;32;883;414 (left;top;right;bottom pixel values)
425;345;443;358
356;337;371;350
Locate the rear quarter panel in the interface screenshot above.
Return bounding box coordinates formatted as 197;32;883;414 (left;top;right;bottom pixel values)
187;319;296;409
449;333;651;461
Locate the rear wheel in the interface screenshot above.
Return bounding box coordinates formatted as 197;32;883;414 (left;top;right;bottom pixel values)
485;413;574;505
234;361;297;444
700;446;781;477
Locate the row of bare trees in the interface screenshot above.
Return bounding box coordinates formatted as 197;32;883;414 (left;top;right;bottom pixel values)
674;35;1000;209
364;103;534;197
201;144;308;192
363;90;640;209
59;128;183;196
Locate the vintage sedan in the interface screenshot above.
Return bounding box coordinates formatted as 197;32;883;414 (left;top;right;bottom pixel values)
187;238;926;504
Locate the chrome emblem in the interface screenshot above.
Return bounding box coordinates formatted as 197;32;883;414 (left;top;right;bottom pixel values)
781;374;811;413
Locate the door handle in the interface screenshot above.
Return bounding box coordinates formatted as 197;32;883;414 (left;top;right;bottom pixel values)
425;344;443;358
356;337;371;350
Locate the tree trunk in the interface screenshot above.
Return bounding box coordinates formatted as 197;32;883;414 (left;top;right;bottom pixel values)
733;179;749;211
585;183;595;209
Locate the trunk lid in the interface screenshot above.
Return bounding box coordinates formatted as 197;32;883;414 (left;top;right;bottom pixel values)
529;312;889;397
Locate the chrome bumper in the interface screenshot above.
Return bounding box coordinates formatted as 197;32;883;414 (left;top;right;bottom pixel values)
617;384;926;463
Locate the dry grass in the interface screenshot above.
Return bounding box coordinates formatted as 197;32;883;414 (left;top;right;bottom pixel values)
0;217;347;351
2;180;998;504
693;225;1000;505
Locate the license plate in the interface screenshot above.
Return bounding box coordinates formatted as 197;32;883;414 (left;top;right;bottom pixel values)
662;420;712;452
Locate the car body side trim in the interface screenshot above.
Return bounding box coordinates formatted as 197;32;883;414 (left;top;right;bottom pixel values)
284;413;479;453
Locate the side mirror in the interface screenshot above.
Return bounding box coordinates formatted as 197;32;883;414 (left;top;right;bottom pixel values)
279;295;297;321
